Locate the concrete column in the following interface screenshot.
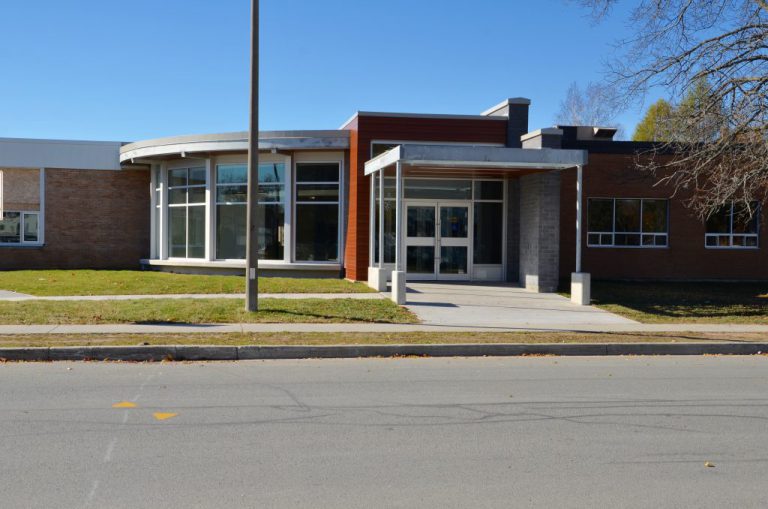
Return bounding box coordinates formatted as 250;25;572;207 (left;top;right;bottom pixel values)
505;178;520;282
518;171;560;293
378;170;384;269
391;162;406;304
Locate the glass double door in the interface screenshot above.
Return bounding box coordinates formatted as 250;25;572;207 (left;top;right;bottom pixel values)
405;202;470;280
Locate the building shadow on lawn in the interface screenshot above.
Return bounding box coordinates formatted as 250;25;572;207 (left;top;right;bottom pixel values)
590;281;768;321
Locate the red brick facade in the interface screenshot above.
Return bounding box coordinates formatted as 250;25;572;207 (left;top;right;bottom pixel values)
343;114;508;280
560;152;768;280
0;168;150;270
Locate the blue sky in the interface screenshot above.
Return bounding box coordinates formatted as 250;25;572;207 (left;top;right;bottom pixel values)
0;0;647;141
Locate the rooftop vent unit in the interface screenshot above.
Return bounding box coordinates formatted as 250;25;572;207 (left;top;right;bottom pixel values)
575;126;618;141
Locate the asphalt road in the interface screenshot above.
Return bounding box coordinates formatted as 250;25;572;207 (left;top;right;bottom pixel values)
1;356;768;508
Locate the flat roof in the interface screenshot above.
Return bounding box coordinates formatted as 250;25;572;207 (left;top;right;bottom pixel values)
119;130;350;163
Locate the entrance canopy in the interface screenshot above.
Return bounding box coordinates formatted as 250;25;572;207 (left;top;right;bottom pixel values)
364;144;588;303
364;144;587;176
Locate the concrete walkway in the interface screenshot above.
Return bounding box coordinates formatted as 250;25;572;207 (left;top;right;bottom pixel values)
0;292;384;301
400;282;635;327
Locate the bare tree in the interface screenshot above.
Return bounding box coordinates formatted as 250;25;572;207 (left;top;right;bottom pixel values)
556;81;625;137
577;0;768;219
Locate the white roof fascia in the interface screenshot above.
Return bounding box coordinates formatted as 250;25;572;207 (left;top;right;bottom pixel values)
119;131;350;163
364;145;403;175
0;137;122;170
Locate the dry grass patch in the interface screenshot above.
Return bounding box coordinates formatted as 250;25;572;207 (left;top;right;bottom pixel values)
1;331;766;348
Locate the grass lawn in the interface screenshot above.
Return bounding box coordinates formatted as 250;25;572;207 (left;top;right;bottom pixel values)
0;298;416;325
0;270;374;296
573;281;768;324
0;331;765;348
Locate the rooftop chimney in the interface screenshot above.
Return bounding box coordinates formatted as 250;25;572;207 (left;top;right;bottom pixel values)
482;97;530;148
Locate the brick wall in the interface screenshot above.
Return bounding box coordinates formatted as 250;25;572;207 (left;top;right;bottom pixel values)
560;152;768;280
0;168;150;270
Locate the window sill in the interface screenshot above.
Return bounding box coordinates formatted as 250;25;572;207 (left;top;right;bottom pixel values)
141;259;341;271
704;246;759;250
587;245;669;249
0;243;44;249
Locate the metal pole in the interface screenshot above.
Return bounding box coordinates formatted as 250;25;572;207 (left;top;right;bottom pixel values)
245;0;259;311
575;165;583;274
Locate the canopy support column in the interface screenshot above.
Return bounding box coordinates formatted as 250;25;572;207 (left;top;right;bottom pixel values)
391;161;406;304
571;164;590;305
378;170;384;269
367;168;389;291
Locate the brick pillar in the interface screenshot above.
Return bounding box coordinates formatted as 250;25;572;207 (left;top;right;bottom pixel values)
519;171;560;292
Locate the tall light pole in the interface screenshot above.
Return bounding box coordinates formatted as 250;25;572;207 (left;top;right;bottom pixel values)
245;0;259;311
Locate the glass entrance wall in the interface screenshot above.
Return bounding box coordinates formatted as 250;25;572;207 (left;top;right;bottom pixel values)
373;177;506;281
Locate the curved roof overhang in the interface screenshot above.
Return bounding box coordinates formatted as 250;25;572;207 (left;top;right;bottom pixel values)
119;130;350;163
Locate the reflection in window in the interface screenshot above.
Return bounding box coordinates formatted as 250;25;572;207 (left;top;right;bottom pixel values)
587;198;669;248
168;167;206;258
705;202;759;248
407;206;436;238
474;202;503;264
0;212;21;244
215;163;285;260
295;163;340;261
404;179;472;200
373;177;396;264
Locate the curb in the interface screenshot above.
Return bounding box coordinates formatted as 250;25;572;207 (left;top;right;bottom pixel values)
0;343;766;362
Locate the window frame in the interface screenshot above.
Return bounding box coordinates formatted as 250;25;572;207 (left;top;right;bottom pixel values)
213;161;288;261
294;161;342;263
166;165;207;260
0;210;41;246
704;201;760;250
586;197;670;249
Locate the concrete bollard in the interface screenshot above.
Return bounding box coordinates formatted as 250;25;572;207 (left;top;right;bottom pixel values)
367;266;390;292
391;270;406;305
571;272;591;305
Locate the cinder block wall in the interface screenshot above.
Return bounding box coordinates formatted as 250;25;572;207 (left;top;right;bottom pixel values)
519;171;560;291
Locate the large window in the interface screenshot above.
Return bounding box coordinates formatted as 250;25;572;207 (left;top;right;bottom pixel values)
0;211;40;245
295;162;340;261
588;198;669;247
168;166;206;258
215;163;285;260
473;181;504;264
705;202;759;248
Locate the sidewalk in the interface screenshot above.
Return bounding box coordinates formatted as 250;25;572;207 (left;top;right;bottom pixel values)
0;292;383;301
2;322;768;334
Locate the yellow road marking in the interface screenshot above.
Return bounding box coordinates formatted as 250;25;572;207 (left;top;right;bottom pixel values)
112;401;137;408
153;412;178;421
